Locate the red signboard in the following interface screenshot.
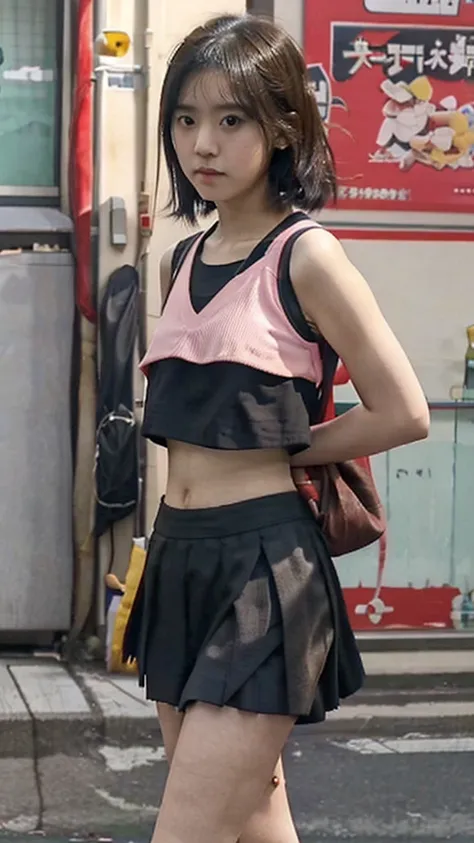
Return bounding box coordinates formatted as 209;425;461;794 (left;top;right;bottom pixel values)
305;0;474;212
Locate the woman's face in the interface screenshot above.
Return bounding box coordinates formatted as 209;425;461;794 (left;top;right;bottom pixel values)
172;70;270;207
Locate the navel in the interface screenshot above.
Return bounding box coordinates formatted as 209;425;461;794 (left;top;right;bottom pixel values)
182;487;192;508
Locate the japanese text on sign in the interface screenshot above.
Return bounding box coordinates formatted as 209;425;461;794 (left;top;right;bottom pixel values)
336;28;474;81
338;186;412;201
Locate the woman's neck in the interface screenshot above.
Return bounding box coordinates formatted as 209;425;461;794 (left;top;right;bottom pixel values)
213;191;292;247
204;207;292;263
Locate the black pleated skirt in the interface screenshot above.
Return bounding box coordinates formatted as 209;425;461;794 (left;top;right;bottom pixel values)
123;491;364;724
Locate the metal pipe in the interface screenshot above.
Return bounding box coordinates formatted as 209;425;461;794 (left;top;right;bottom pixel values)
90;0;105;640
135;2;154;538
60;0;72;213
94;63;143;74
336;400;474;412
70;0;98;645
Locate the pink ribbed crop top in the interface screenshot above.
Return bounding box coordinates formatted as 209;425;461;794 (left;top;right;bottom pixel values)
140;214;328;454
140;220;322;383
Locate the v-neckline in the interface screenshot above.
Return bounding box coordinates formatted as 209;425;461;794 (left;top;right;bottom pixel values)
186;212;306;318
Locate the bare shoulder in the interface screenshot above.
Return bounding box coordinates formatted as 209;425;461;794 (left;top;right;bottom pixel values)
293;224;343;262
290;226;358;296
288;225;377;340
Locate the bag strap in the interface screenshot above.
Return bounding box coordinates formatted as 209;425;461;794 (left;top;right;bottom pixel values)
276;224;339;421
318;340;339;422
278;227;321;343
162;231;202;311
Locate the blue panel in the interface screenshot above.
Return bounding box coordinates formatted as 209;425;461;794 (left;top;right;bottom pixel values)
451;408;474;629
385;412;455;587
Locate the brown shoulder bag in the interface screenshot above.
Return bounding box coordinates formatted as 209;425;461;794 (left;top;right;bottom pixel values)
292;341;386;557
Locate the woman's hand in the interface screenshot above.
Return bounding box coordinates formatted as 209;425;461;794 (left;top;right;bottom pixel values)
289;228;429;466
291;466;321;496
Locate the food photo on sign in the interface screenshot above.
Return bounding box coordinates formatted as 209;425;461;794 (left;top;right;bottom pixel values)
305;1;474;211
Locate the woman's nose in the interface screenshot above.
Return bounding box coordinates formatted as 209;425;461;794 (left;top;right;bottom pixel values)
194;124;218;157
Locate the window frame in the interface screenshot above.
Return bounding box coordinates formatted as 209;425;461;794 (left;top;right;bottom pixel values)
0;0;71;204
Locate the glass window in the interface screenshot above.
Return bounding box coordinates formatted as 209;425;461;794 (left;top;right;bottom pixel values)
0;0;59;195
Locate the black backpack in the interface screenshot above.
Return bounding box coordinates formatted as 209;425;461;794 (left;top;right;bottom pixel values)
95;265;139;538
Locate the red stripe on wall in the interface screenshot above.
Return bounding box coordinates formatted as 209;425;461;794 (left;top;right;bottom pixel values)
328;229;473;242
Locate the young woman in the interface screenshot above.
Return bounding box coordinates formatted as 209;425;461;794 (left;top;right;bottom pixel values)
125;13;429;843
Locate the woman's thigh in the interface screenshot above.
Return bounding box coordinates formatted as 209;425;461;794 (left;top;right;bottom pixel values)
156;702;299;843
156;702;184;762
153;701;295;843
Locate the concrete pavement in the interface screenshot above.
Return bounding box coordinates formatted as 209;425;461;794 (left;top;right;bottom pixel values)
1;732;474;839
1;645;473;836
1;648;474;759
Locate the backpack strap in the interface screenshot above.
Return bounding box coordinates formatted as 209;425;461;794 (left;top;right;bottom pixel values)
162;231;202;311
318;340;339;422
277;226;340;419
278;227;320;344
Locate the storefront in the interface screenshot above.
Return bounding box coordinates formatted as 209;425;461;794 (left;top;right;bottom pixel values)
304;0;474;634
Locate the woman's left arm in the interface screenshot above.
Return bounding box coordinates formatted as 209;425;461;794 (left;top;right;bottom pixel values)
289;228;430;467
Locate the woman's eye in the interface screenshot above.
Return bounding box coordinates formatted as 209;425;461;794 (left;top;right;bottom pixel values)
177;115;194;127
222;115;243;128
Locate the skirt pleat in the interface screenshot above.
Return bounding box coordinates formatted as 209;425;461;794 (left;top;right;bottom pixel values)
124;491;364;724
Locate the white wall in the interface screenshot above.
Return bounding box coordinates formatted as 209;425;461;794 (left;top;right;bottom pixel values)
333;237;473;403
274;0;303;43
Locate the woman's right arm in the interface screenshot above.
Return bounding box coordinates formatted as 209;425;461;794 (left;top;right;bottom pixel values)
289;227;429;467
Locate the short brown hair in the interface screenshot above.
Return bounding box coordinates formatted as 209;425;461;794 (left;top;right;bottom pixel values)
158;14;337;225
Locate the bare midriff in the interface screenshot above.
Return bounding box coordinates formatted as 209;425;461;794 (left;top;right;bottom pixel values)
165;440;297;509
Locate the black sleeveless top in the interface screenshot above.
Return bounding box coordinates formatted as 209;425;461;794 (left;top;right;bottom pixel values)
142;213;324;454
